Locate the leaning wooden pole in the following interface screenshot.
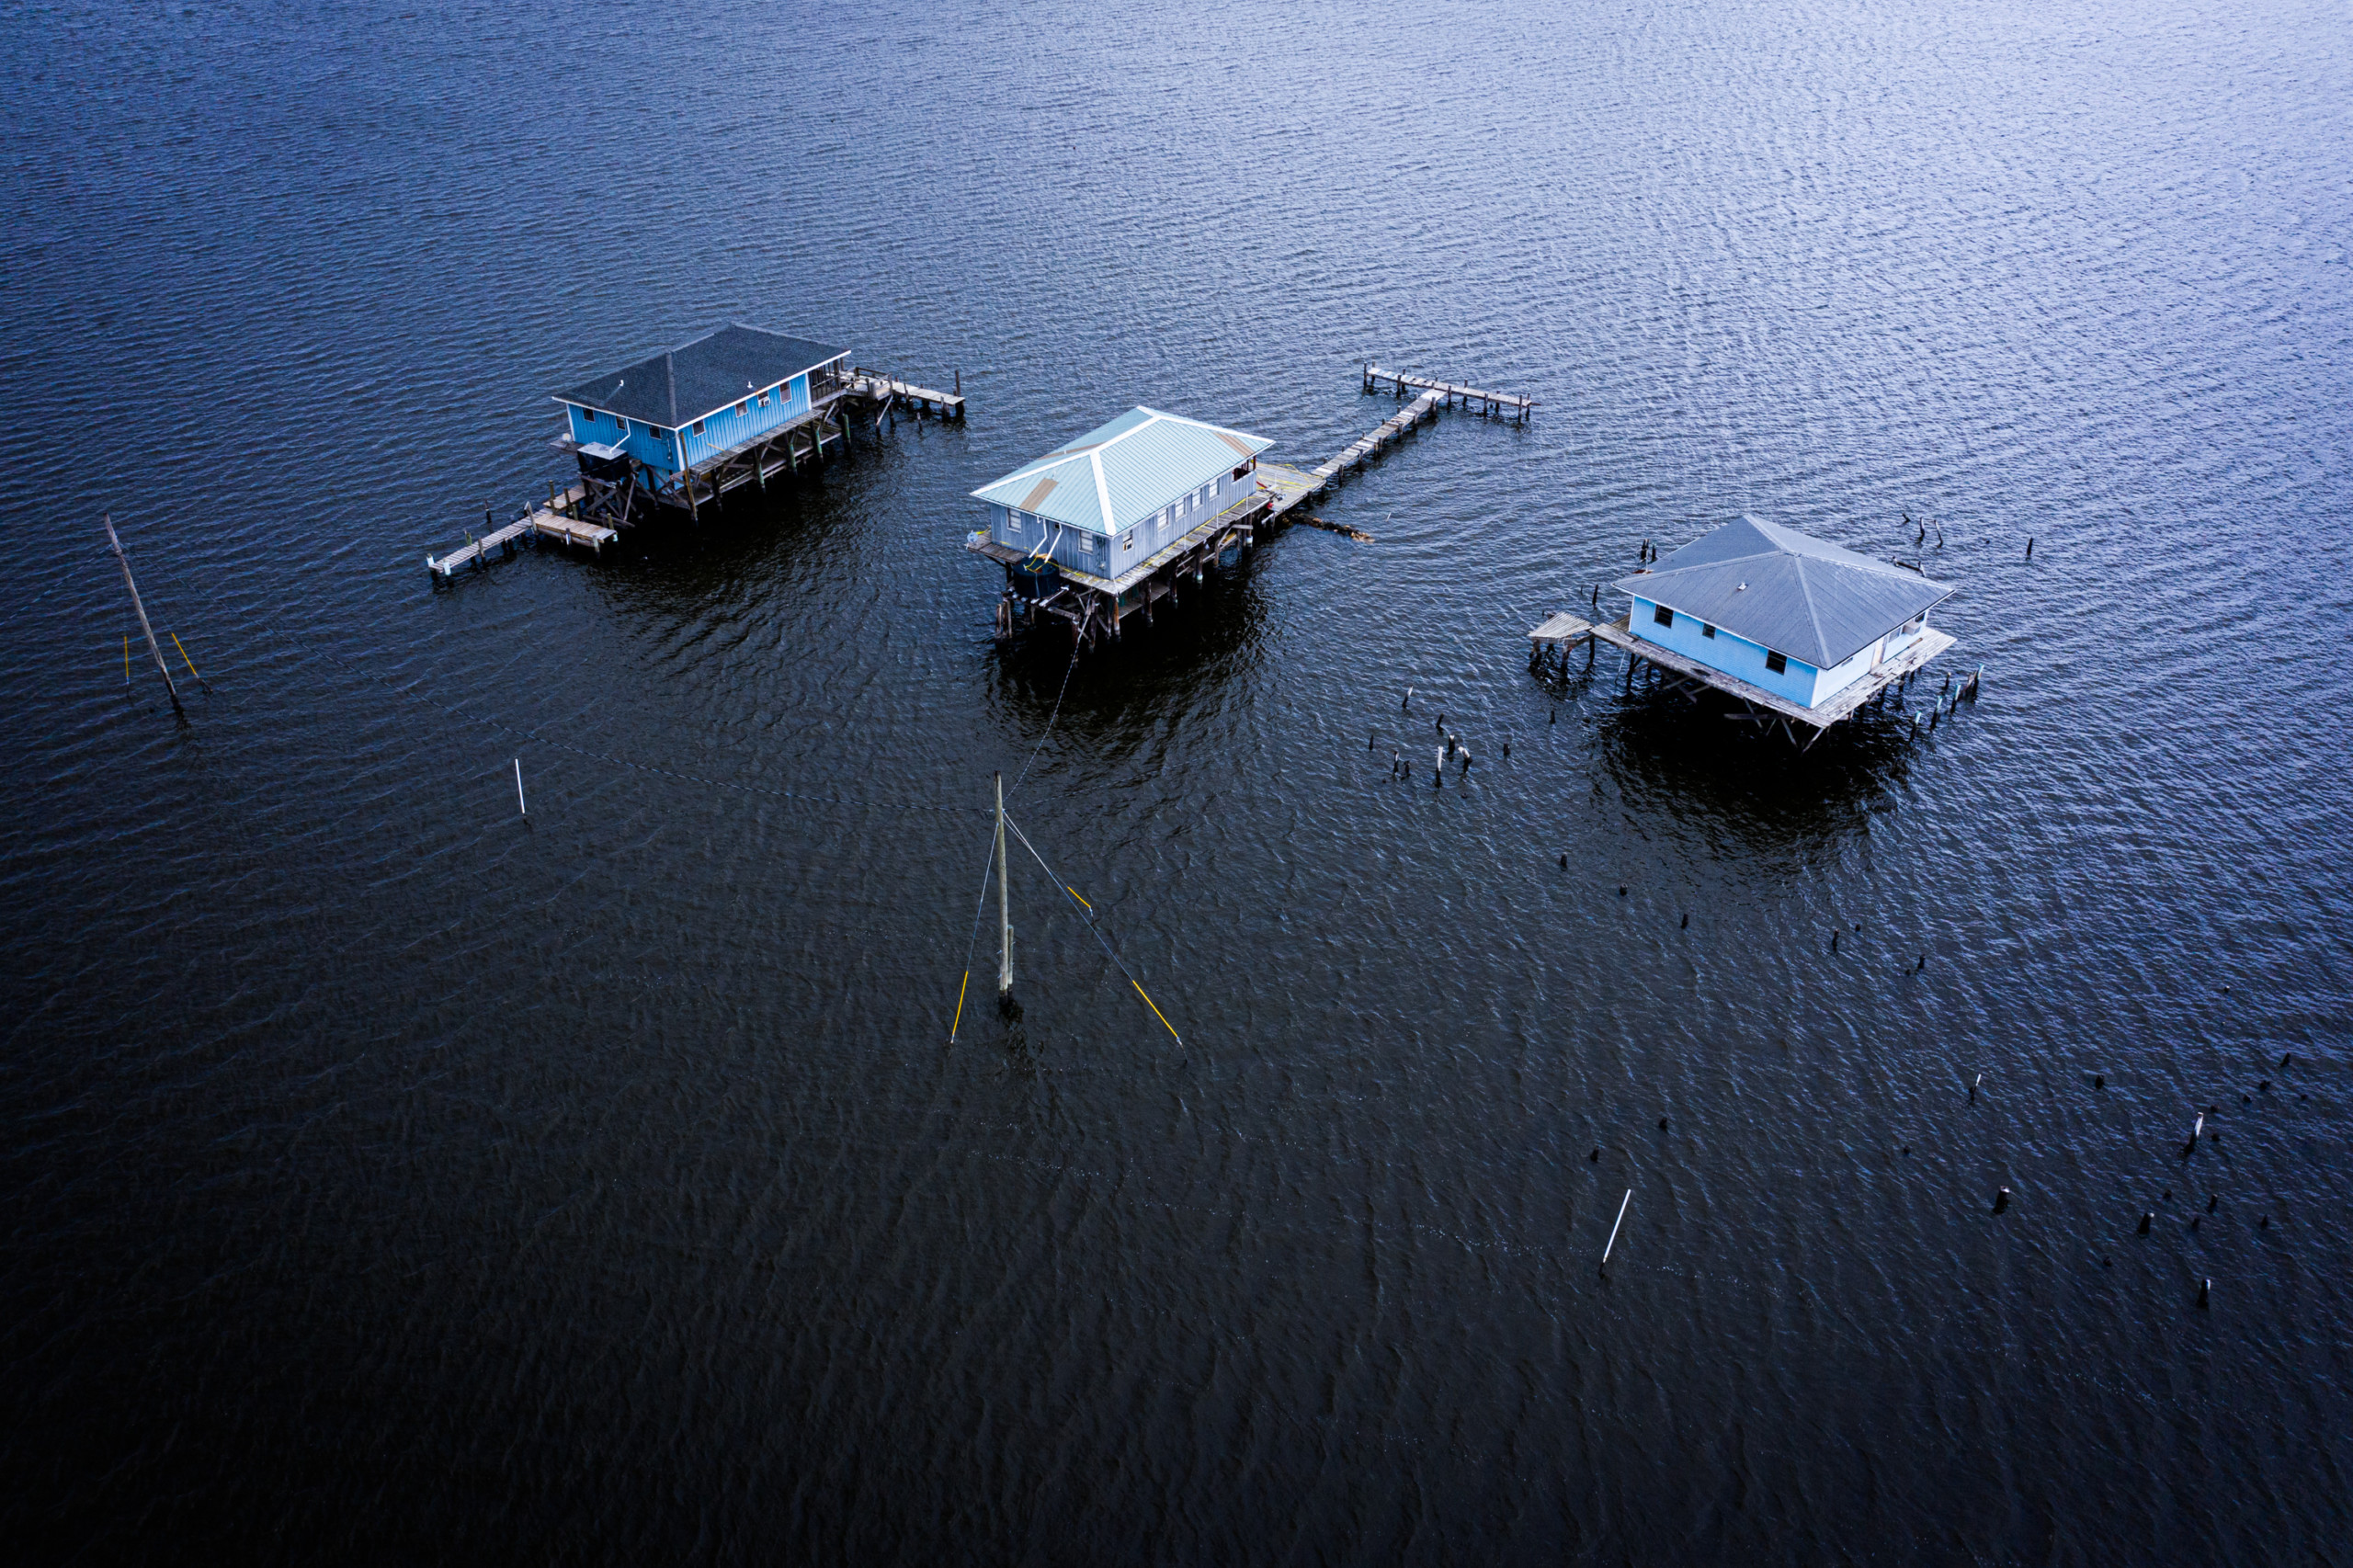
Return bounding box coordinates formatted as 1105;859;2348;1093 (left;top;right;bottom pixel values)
995;770;1014;996
102;515;182;716
995;770;1014;997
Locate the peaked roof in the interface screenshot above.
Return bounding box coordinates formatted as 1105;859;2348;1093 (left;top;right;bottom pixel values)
1616;515;1952;669
970;406;1273;537
553;324;850;429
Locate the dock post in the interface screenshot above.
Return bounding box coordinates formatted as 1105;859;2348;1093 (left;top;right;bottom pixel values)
101;516;183;716
995;771;1014;998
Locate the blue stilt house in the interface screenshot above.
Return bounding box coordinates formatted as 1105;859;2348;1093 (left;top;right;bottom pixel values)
552;324;855;525
1536;515;1960;744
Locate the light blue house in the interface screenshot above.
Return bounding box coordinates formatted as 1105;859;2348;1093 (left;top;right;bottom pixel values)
1616;517;1953;710
971;406;1273;582
553;324;852;517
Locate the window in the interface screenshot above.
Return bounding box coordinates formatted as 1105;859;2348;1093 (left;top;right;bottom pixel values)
1122;531;1135;551
1653;605;1674;627
1233;464;1248;482
582;409;597;423
735;402;748;416
693;419;706;435
617;419;630;436
756;392;770;408
1766;651;1788;674
1701;623;1716;639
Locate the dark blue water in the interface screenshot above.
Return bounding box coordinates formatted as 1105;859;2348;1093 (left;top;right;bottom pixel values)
6;0;2350;1561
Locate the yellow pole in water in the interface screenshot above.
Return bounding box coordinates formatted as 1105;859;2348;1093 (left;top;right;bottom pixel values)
1131;979;1182;1045
170;631;202;685
948;970;970;1044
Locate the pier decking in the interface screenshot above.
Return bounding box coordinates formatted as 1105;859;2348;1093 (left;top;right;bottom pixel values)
1363;364;1534;422
1532;612;1958;747
427;484;620;576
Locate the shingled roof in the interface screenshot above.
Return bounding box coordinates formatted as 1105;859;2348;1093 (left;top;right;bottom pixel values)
1616;516;1951;669
553;324;850;429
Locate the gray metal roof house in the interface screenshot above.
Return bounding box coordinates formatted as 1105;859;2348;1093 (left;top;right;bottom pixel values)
1613;516;1955;712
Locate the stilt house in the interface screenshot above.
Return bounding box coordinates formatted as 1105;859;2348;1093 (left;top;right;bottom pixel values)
552;324;853;522
1618;516;1952;709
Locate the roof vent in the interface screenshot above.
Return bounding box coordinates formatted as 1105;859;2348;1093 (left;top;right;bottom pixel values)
1736;582;1747;590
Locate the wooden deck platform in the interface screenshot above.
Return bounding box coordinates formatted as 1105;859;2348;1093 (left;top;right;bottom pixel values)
428;484;621;576
848;369;965;420
1532;611;1958;746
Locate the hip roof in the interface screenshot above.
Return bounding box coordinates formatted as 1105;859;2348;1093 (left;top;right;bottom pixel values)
970;407;1273;537
554;323;850;429
1615;515;1951;668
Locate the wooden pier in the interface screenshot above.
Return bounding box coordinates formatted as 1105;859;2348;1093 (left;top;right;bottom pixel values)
1530;612;1957;749
848;368;965;421
1363;364;1534;422
427;483;620;577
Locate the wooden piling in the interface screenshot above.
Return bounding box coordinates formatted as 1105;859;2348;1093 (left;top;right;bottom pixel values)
101;516;182;715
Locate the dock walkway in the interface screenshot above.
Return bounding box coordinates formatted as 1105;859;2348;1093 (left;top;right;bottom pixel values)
427;483;620;577
1364;364;1534;421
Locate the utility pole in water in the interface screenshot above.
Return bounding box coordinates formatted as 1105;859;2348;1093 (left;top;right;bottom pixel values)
995;770;1014;999
103;516;182;716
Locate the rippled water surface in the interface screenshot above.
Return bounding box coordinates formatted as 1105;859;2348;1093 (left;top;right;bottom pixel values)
5;0;2351;1561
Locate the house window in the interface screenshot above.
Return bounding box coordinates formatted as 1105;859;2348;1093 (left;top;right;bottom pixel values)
1701;623;1716;639
1233;464;1248;482
616;419;630;435
1766;651;1788;674
693;419;706;435
757;392;770;408
1123;531;1135;551
1653;605;1674;627
735;402;747;416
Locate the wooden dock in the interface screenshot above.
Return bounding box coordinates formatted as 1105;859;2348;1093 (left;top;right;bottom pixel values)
1364;364;1534;422
1532;611;1958;749
427;484;620;577
848;368;965;421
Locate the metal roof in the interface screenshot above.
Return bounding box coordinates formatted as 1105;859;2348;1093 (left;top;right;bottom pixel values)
1614;516;1952;669
969;407;1273;537
553;324;850;429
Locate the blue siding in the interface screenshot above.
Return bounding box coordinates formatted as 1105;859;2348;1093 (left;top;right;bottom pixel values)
565;403;686;475
676;370;814;467
992;459;1259;578
1630;597;1822;708
562;362;836;479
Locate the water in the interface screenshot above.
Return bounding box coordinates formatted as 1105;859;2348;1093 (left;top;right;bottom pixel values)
5;0;2350;1560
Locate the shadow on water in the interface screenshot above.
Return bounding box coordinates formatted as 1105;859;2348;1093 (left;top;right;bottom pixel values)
1586;680;1929;856
985;551;1277;721
576;466;874;614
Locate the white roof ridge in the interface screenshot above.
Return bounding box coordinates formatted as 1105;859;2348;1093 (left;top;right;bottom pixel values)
1089;449;1115;532
1087;407;1166;459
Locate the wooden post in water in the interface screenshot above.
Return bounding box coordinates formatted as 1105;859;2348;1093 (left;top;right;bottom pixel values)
995;770;1014;997
101;516;182;715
